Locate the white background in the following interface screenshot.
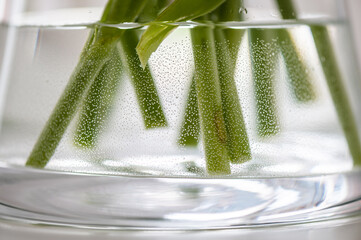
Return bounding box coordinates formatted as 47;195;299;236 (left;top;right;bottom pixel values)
346;0;361;68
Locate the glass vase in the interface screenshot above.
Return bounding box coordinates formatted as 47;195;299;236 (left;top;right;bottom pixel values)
0;0;361;233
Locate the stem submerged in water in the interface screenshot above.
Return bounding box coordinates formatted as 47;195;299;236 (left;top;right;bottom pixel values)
249;29;280;137
178;77;200;147
311;26;361;165
276;29;316;102
275;0;361;165
213;0;251;163
26;0;358;175
74;48;123;149
120;30;167;128
191;25;230;175
214;29;251;163
26;40;115;168
179;0;251;166
26;0;148;168
75;0;169;148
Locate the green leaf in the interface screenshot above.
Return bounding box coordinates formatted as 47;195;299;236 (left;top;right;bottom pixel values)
136;0;226;67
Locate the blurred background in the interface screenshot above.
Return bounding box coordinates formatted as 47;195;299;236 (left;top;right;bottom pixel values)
346;0;361;68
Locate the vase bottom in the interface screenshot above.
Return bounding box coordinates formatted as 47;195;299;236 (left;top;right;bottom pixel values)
0;167;361;230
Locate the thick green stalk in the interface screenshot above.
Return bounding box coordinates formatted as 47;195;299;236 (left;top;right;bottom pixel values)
75;0;168;148
26;0;147;168
249;29;280;137
276;0;361;165
212;0;245;69
100;0;147;24
276;28;315;102
74;49;123;148
215;29;251;163
191;25;230;175
214;0;251;163
224;29;245;70
120;30;167;128
213;0;243;21
275;0;296;20
311;26;361;165
178;0;249;155
178;77;200;147
26;41;114;168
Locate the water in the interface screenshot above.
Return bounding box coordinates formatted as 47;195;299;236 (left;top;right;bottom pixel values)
1;19;361;229
0;20;359;177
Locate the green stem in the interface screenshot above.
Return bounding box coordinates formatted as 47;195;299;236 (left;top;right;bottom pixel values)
214;29;251;163
100;0;147;24
120;30;167;128
212;0;245;69
137;0;171;23
26;40;115;168
74;48;123;148
275;0;296;20
178;1;250;163
191;25;230;175
276;28;316;102
311;26;361;165
224;29;245;70
276;0;361;165
249;29;280;137
74;0;168;148
178;77;200;147
213;0;251;163
26;0;147;168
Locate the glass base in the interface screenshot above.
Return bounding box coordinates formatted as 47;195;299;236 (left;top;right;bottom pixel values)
0;167;361;230
2;216;361;240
